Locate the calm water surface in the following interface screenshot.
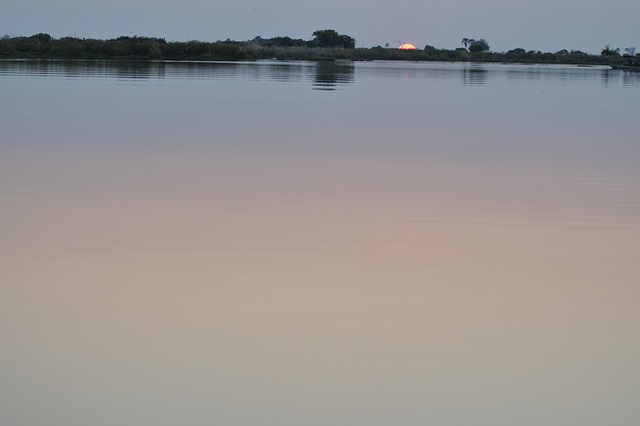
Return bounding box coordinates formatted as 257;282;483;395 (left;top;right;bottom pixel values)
1;60;639;425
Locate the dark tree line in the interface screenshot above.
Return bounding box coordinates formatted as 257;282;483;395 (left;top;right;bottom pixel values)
0;32;635;65
250;30;355;48
0;30;356;60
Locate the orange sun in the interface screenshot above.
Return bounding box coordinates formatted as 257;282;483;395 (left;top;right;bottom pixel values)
398;43;417;50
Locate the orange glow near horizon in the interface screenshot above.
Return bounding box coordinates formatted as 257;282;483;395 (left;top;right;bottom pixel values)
398;43;417;50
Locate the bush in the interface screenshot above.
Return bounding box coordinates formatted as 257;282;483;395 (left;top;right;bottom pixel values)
601;46;620;56
469;39;490;52
312;30;355;49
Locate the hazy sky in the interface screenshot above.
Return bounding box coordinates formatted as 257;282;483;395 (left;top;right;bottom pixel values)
2;0;638;53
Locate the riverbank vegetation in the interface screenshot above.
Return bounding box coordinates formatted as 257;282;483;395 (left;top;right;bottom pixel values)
1;32;636;65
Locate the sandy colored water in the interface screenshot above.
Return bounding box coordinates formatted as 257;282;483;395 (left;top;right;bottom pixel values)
1;61;639;425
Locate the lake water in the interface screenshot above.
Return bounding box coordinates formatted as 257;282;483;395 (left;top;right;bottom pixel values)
1;60;639;425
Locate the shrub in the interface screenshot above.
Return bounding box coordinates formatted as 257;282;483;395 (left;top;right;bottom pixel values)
601;46;620;56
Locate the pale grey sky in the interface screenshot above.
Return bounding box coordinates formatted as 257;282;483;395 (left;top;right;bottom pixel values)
2;0;638;53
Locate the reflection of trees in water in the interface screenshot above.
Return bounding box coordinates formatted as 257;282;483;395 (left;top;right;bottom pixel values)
1;59;168;79
110;61;166;79
621;70;640;88
461;67;487;86
313;61;355;90
601;68;640;88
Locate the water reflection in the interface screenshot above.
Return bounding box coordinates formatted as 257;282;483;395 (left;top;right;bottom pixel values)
461;67;488;86
0;59;169;80
0;59;356;90
1;58;640;426
2;59;637;91
600;68;640;88
312;61;355;90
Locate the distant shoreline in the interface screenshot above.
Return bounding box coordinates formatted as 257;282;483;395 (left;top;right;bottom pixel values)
1;35;633;66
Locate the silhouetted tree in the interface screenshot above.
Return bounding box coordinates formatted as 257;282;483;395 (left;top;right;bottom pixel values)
312;29;355;48
461;38;474;49
601;45;620;56
469;39;490;52
30;33;52;42
263;36;307;47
